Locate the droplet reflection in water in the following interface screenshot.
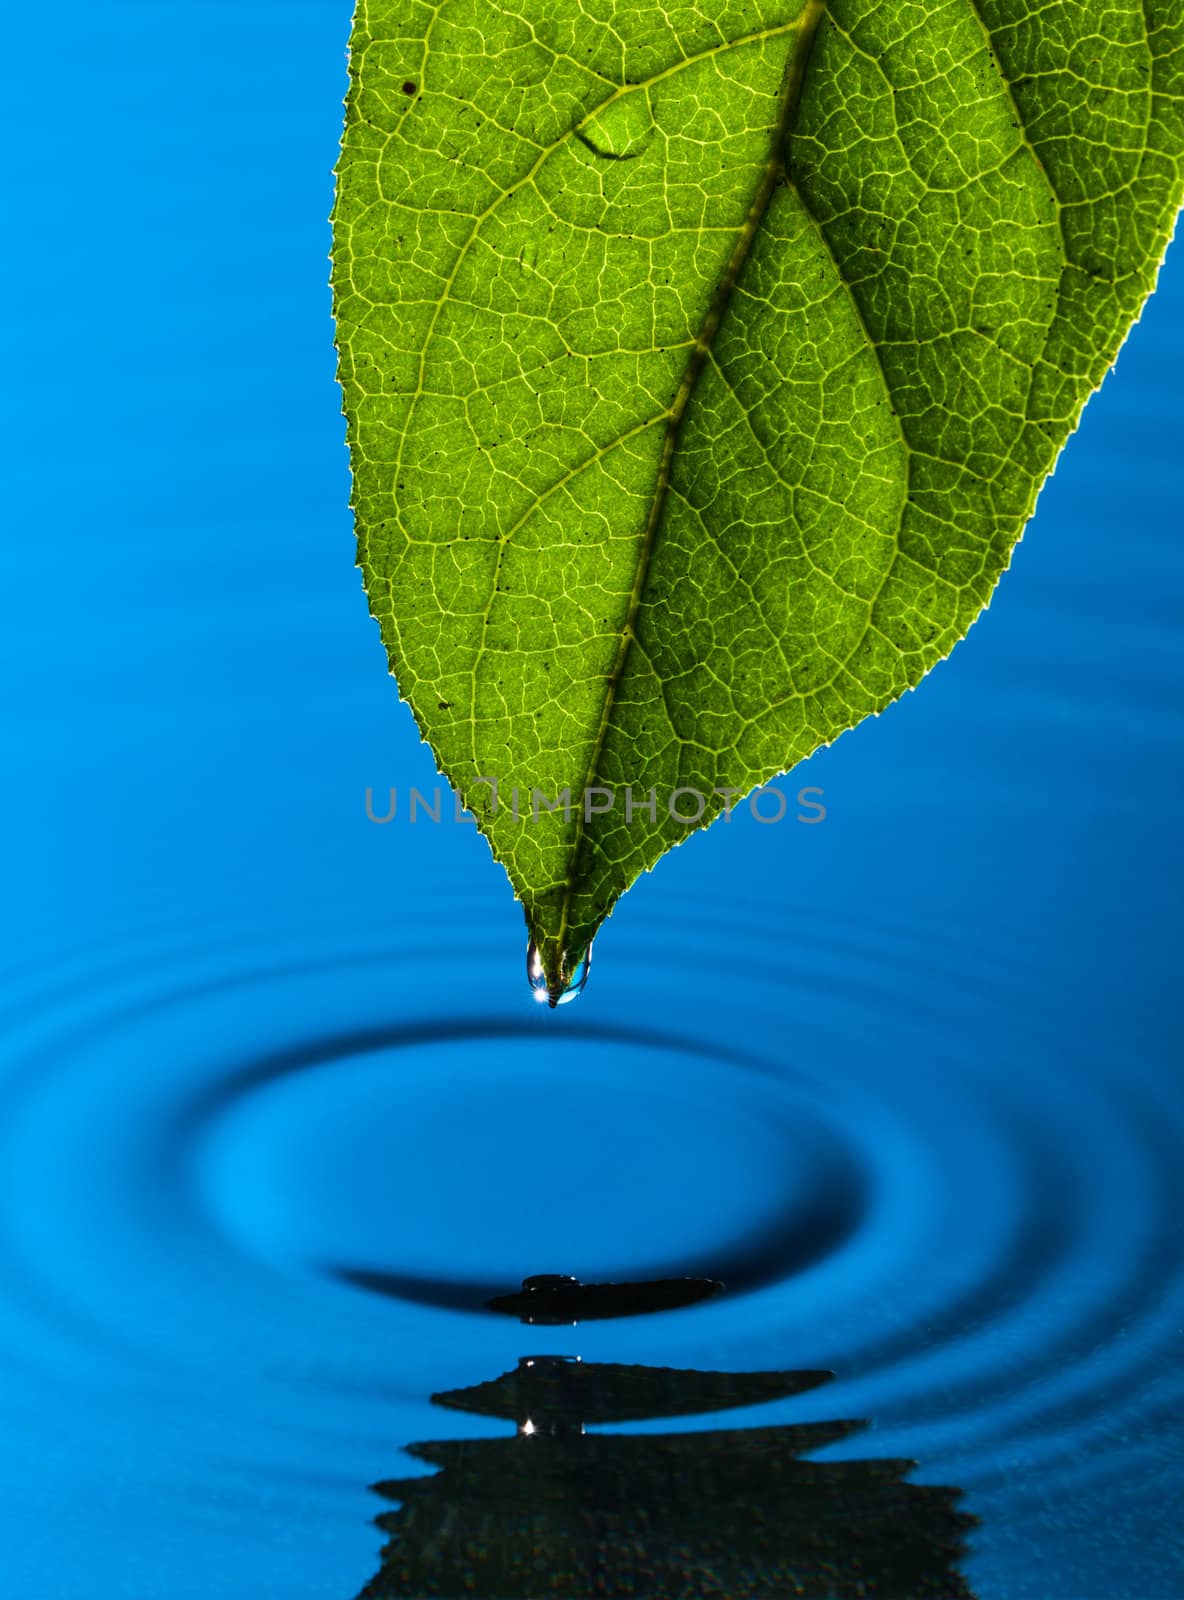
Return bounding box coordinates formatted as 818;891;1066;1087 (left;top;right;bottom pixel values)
527;938;592;1006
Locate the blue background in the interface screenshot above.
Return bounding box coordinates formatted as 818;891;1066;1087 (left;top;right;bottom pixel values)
1;5;1181;1597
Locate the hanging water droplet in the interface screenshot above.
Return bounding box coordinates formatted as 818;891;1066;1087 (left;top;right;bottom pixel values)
526;940;592;1007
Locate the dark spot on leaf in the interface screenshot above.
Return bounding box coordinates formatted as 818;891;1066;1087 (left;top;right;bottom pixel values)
402;81;417;95
575;129;640;162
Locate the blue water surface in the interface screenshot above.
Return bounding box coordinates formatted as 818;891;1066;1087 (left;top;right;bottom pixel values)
0;5;1181;1598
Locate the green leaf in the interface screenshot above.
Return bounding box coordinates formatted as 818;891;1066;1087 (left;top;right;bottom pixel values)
331;0;1183;1001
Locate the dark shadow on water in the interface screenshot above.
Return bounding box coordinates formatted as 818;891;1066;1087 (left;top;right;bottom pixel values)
336;1271;726;1322
355;1353;978;1598
487;1272;724;1322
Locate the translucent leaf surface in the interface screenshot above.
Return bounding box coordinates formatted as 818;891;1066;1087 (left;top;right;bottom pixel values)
331;0;1183;999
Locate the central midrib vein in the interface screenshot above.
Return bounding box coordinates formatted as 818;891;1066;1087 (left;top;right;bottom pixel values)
548;0;827;993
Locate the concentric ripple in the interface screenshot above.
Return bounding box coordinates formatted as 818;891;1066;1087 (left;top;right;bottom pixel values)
0;895;1179;1596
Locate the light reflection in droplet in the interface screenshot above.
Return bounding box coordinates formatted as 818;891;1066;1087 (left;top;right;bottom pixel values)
526;940;592;1006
